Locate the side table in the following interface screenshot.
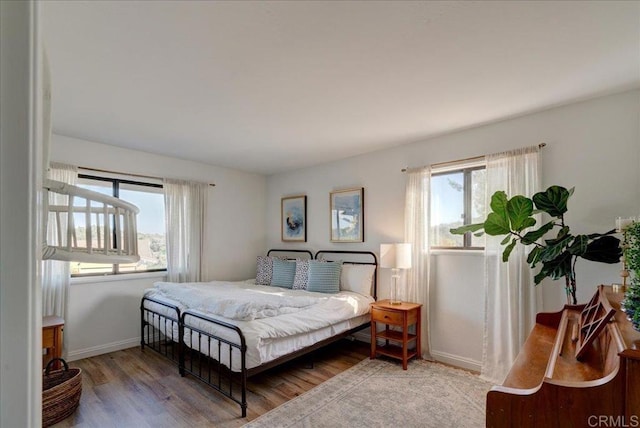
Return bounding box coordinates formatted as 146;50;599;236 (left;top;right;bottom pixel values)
43;316;64;369
370;300;422;370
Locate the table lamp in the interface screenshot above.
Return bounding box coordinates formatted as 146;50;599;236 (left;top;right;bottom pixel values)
380;243;412;305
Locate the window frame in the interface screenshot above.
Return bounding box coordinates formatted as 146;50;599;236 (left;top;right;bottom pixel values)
430;165;486;250
71;173;167;277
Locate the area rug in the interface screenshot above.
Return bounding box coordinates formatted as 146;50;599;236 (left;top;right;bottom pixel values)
243;358;491;428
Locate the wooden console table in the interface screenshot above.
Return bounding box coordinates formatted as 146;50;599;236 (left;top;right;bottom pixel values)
43;316;64;369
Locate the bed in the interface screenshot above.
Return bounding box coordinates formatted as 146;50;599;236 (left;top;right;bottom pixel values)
140;249;377;417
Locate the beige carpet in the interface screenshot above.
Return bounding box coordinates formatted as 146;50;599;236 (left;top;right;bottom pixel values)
243;357;491;428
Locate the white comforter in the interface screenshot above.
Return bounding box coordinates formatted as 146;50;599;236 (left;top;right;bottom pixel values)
143;280;374;369
151;281;323;321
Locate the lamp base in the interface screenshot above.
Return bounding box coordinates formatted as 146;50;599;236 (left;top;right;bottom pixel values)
390;269;403;305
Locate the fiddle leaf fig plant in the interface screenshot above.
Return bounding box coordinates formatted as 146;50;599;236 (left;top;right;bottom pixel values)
451;185;622;305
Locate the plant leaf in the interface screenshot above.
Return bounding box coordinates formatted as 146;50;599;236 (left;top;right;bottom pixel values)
484;212;511;236
506;196;534;231
502;239;517;262
545;226;570;245
568;235;589;256
534;252;572;284
539;235;573;262
500;235;512;245
587;229;617;239
490;191;509;217
527;246;542;266
490;191;510;233
450;223;485;235
582;236;622;264
521;221;555;245
521;217;537;230
556;226;570;240
533;269;547;285
532;185;571;218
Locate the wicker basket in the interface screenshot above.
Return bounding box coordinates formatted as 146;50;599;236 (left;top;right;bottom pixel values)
42;358;82;427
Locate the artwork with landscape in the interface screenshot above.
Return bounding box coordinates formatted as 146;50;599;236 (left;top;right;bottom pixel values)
330;188;364;242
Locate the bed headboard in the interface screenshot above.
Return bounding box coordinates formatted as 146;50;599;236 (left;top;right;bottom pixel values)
266;249;313;260
314;250;378;300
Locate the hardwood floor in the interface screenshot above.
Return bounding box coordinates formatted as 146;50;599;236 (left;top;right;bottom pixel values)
51;339;369;428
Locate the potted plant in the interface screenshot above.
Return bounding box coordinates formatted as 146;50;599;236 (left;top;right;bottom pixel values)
451;185;622;305
622;221;640;330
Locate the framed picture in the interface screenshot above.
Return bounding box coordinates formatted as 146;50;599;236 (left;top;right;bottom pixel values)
330;188;364;242
281;195;307;242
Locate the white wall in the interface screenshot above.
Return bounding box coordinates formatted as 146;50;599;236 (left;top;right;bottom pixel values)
429;252;484;369
50;135;267;360
266;90;640;370
0;1;43;426
65;275;158;360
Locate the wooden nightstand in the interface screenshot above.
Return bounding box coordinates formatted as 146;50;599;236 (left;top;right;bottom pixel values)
43;316;64;369
370;300;422;370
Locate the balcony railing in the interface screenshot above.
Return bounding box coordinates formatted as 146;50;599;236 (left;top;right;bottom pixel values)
42;179;140;263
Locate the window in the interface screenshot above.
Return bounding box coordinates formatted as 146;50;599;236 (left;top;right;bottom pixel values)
71;174;167;276
430;165;486;249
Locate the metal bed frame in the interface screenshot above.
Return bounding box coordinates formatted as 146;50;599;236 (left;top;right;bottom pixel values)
140;249;377;417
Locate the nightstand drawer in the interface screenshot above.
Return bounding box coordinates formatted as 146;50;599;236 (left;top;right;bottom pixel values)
371;307;403;325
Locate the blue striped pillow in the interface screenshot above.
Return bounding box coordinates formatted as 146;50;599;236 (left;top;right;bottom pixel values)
270;259;296;288
307;261;342;294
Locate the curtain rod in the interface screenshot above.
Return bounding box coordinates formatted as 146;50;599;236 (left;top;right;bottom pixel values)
77;166;216;187
401;142;546;172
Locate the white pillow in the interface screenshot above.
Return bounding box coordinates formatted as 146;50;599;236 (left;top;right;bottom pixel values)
340;264;376;296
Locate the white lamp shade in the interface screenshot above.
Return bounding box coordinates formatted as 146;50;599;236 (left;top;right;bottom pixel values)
380;243;412;269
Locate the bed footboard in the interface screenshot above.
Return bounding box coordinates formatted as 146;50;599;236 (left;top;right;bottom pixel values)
180;310;248;417
140;296;181;363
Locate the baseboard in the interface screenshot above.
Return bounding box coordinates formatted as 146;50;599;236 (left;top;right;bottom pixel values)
352;331;481;372
430;350;482;372
67;337;140;362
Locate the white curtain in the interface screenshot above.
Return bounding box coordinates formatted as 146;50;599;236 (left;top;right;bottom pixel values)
163;179;208;283
42;163;77;325
404;167;432;359
482;145;542;383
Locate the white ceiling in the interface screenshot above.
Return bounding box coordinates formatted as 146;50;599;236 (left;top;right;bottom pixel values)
42;1;640;175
